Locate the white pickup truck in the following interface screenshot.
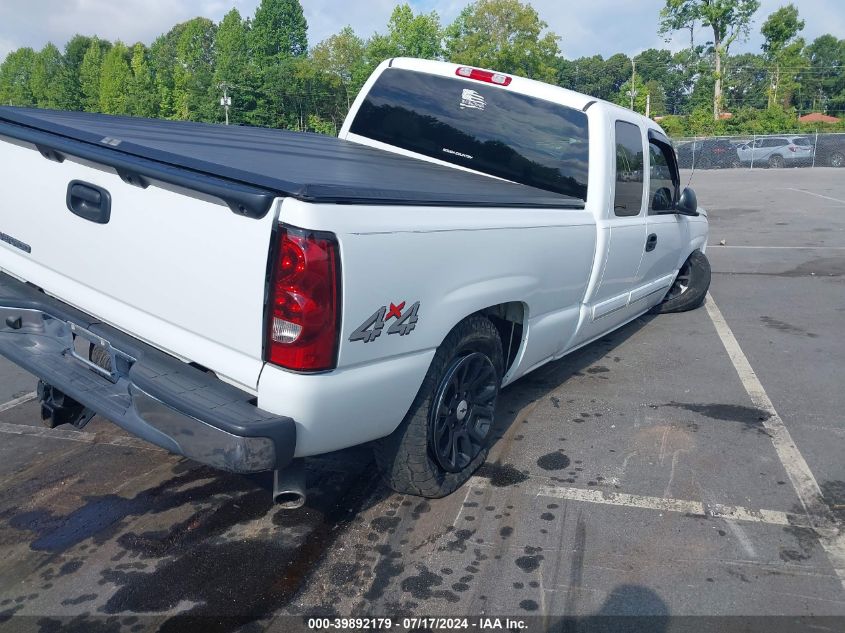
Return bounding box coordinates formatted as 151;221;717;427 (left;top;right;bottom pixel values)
0;58;709;503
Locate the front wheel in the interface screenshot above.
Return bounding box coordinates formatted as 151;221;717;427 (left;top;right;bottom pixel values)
830;151;844;168
374;315;504;498
769;154;785;168
653;250;711;314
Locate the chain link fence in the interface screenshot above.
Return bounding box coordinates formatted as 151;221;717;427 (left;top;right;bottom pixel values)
671;132;845;170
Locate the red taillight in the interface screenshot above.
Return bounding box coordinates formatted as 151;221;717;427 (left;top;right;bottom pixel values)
455;66;512;86
266;225;340;371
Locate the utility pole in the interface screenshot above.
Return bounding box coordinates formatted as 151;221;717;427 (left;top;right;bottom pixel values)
218;82;232;125
646;93;651;118
629;58;637;111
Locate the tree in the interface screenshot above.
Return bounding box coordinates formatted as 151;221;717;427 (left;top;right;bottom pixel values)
58;35;93;110
213;9;253;124
214;9;249;85
79;38;110;112
250;0;308;61
173;17;217;121
30;43;63;109
0;47;37;106
634;48;688;114
312;27;368;110
659;0;760;120
380;4;442;60
802;35;845;113
761;4;805;108
723;52;768;111
99;42;131;114
444;0;560;82
127;43;157;117
150;23;189;119
557;53;631;102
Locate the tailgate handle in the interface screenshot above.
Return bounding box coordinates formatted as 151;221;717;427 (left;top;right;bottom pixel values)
66;181;111;224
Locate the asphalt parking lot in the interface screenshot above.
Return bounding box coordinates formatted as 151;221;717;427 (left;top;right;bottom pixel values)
0;167;843;632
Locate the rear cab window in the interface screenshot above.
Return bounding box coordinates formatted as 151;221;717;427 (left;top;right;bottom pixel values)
349;68;589;205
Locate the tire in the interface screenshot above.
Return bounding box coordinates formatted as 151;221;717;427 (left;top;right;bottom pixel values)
697;156;711;169
831;151;844;168
653;250;711;314
374;315;504;498
769;154;784;169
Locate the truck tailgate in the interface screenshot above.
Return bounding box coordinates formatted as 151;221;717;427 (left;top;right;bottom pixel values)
0;136;277;390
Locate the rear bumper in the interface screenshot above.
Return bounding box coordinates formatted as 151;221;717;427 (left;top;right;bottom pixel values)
0;271;295;473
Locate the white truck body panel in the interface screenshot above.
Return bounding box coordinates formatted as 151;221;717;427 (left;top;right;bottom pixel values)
0;56;709;465
0;143;277;390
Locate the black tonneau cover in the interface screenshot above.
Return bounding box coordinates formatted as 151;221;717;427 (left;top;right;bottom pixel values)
0;107;583;218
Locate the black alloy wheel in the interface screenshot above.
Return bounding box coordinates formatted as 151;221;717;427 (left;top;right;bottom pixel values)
429;352;498;473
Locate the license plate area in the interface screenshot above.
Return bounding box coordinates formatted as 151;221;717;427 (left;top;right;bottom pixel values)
68;322;134;383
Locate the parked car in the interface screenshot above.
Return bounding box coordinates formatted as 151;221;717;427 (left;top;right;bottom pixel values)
675;138;737;169
813;133;845;168
736;135;815;168
0;57;710;501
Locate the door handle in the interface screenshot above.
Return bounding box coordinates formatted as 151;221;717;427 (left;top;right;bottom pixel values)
645;233;657;252
66;181;111;224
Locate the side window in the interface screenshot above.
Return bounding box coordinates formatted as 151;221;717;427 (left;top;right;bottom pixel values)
613;121;644;217
648;140;678;214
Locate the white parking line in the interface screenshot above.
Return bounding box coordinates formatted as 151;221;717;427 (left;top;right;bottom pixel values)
0;420;164;452
704;293;845;589
0;391;36;413
465;477;829;532
785;188;845;205
711;245;845;250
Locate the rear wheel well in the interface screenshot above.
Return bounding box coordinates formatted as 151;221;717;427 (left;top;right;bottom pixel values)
477;302;525;376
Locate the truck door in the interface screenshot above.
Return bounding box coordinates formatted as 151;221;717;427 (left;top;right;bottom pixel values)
635;134;688;306
589;120;647;320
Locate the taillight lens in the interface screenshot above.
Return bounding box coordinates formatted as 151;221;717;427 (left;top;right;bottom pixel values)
266;225;340;371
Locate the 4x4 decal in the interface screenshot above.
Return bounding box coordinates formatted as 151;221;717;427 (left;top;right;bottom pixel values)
349;301;420;343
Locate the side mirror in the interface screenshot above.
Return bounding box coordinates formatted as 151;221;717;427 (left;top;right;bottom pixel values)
675;187;699;216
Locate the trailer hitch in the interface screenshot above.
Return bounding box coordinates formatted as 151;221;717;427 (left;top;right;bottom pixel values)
37;380;95;430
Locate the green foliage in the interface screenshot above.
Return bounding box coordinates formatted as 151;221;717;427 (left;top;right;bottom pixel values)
127;43;157;117
58;35;94;110
99;42;132;114
250;0;308;61
30;44;63;109
0;47;36;106
79;38;109;112
801;35;845;114
761;3;805;108
660;0;760;47
173;18;217;121
384;4;442;59
723;52;767;110
1;0;843;140
312;26;369;110
614;76;648;113
213;9;251;124
659;0;761;118
557;54;631;102
444;0;559;81
214;9;249;86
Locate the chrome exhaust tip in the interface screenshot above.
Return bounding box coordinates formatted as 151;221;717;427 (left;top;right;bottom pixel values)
273;460;306;509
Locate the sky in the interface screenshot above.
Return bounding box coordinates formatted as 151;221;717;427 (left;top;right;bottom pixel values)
1;0;844;64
